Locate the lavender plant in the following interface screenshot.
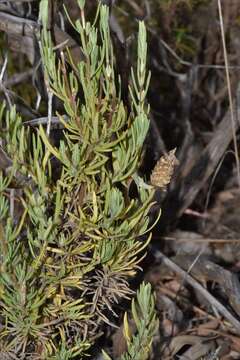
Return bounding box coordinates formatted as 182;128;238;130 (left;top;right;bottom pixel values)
0;2;158;358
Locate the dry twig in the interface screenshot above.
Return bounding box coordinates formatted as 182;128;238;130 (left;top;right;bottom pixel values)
154;249;240;333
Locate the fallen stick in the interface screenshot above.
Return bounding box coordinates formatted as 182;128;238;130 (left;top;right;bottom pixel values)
154;249;240;333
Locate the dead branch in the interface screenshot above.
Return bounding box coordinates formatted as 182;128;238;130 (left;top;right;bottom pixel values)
154;249;240;333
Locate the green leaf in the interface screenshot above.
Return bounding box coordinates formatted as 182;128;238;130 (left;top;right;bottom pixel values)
102;349;112;360
39;0;49;31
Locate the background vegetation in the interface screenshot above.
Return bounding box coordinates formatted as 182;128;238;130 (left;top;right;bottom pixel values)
1;0;240;359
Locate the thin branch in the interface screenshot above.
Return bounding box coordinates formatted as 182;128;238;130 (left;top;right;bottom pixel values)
47;90;53;136
217;0;240;187
0;56;7;83
23;115;68;128
0;55;12;107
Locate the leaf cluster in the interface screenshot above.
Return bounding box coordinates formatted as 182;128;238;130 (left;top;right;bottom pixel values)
103;282;158;360
0;2;157;359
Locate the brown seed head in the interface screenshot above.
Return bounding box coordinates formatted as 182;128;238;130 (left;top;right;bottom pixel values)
150;148;179;190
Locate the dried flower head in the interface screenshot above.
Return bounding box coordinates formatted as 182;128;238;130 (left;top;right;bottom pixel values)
150;148;179;190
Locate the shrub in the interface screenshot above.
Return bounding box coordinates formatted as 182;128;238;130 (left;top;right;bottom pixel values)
0;2;158;358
